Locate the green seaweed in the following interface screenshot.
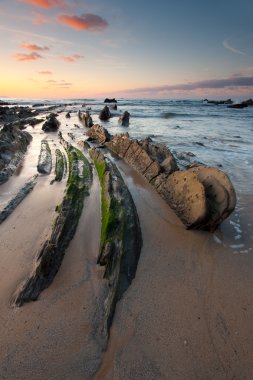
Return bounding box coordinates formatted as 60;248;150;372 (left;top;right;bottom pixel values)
93;158;120;253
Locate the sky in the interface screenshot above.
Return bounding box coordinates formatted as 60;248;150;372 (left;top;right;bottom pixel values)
0;0;253;99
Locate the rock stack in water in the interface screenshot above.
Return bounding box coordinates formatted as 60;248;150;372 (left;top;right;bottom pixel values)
99;106;111;121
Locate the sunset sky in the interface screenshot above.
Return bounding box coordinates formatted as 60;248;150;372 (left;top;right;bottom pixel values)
1;0;253;99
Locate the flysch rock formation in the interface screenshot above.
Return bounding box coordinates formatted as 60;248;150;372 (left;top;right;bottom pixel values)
87;124;112;145
13;138;92;306
37;140;52;174
0;174;38;224
89;147;142;338
78;110;93;128
107;134;178;181
0;124;32;185
88;126;236;231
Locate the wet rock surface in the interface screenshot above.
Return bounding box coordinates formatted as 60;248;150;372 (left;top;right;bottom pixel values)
89;147;142;337
86;124;111;145
37;140;52;174
42;113;60;132
106;132;236;231
14;141;93;306
0;175;38;224
99;106;111;121
118;111;130;126
0;124;32;185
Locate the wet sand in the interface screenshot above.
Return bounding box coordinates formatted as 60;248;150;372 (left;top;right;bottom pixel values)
1;111;253;379
94;159;253;380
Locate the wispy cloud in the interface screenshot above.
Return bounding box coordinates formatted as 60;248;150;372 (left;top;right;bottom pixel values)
124;76;253;95
57;13;108;31
14;52;43;61
19;0;66;9
60;54;83;62
46;79;72;88
20;43;49;51
38;70;52;74
32;11;47;25
0;25;74;46
223;39;247;56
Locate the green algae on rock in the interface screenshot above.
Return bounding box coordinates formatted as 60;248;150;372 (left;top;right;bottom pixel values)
89;147;142;337
13;141;92;306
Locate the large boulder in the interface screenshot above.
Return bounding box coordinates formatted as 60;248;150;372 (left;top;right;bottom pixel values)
99;106;111;121
86;124;111;145
155;170;207;228
42;113;60;132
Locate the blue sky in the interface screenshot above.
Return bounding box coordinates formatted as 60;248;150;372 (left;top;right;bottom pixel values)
0;0;253;98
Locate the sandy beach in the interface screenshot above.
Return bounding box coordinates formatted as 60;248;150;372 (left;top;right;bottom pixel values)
0;104;253;380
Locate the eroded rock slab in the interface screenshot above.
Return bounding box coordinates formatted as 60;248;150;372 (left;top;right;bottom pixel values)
89;147;142;337
14;143;92;306
107;133;178;182
86;124;111;145
106;131;236;231
0;175;38;224
37;140;52;174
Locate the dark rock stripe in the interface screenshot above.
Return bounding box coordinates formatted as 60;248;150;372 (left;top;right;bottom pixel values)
89;147;142;338
37;140;52;174
0;175;38;224
13;143;92;306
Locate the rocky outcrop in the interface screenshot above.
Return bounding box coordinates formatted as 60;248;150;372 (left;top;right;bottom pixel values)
86;124;111;145
66;111;71;118
55;149;66;181
14;142;93;306
0;105;39;125
37;140;52;174
89;147;142;337
107;134;178;181
99;106;111;121
242;98;253;106
110;104;117;110
106;132;236;231
0;175;38;224
78;110;93;127
42;113;60;132
104;98;117;103
0;124;32;185
228;103;248;109
119;111;130;126
204;99;233;105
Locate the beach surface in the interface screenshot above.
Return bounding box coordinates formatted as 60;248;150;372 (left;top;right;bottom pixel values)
0;103;253;379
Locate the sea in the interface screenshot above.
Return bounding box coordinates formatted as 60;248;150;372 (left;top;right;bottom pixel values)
1;96;253;255
4;97;253;196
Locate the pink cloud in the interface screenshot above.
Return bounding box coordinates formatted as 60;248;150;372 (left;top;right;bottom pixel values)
57;14;108;31
32;11;47;25
14;52;43;61
19;0;65;9
60;54;84;63
20;43;49;51
38;70;52;74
